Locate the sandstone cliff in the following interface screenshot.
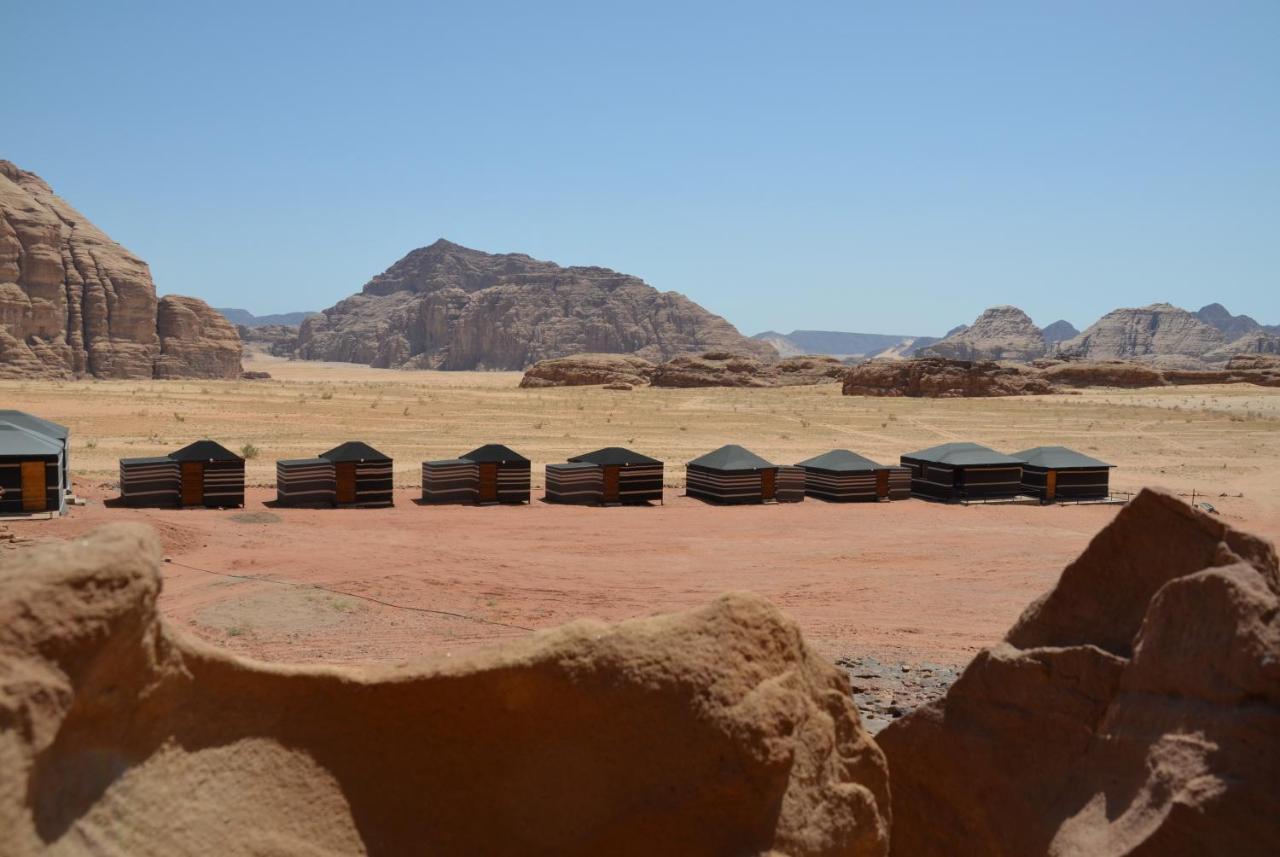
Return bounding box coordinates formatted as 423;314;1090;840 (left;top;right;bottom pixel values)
1057;303;1226;366
295;239;774;370
0;524;889;857
153;295;243;379
918;306;1047;362
0;159;241;380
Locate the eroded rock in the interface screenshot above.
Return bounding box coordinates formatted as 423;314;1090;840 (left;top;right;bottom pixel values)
918;306;1048;362
518;352;657;388
153;295;243;380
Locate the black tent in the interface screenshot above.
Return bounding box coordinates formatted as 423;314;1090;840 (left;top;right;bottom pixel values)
0;423;64;516
276;458;337;506
899;442;1022;502
1013;446;1113;502
686;445;803;504
544;447;664;505
461;444;530;504
796;449;910;502
319;441;393;507
121;440;244;508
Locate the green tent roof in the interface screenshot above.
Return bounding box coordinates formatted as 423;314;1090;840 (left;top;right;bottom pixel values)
687;444;775;471
901;442;1021;466
796;449;884;471
1012;446;1112;469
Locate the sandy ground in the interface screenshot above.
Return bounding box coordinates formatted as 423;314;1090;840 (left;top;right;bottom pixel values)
4;351;1280;674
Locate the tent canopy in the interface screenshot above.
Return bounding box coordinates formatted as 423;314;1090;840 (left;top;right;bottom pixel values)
278;457;331;466
796;449;884;471
1013;446;1113;469
171;440;242;462
569;447;662;466
461;444;529;464
0;423;62;456
902;442;1021;466
0;410;68;441
688;444;774;471
320;441;390;462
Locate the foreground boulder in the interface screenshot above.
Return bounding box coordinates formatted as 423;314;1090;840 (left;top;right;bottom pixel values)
878;489;1280;856
0;525;889;857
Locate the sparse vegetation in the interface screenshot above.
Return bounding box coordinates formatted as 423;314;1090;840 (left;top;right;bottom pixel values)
241;443;261;459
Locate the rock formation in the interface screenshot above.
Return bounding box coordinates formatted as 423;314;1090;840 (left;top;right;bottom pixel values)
917;306;1048;362
0;159;241;380
878;489;1280;856
237;323;300;358
1195;302;1279;340
519;353;657;388
1057;303;1226;367
1040;319;1079;345
295;239;774;371
153;295;242;379
0;524;889;857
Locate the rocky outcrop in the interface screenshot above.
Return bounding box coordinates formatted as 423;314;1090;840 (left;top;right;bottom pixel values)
0;159;241;380
652;352;847;388
1040;319;1079;345
295;239;774;371
153;295;242;379
519;353;657;388
1057;303;1226;366
918;307;1048;362
878;489;1280;856
841;358;1055;397
0;524;888;857
237;323;300;357
1195;302;1279;339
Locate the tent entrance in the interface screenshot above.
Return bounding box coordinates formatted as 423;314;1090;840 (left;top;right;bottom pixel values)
180;462;204;506
875;469;889;499
1046;470;1057;501
761;469;776;501
478;463;498;503
336;463;357;504
21;461;46;512
602;466;620;502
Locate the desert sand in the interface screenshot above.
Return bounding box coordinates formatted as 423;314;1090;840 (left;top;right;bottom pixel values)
4;350;1279;672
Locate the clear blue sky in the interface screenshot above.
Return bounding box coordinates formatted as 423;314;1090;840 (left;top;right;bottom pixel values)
5;1;1277;336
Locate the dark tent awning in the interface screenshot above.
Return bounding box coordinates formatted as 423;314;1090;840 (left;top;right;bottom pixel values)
119;456;176;466
902;442;1021;466
170;440;243;462
1013;446;1113;469
0;410;68;441
278;457;331;466
796;449;884;471
569;447;662;466
0;423;62;456
461;444;529;464
319;441;391;462
687;444;774;471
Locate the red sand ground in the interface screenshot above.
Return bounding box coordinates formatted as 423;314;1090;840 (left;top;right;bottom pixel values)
9;484;1125;669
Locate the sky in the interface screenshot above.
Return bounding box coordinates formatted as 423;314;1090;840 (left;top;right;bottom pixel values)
4;1;1278;337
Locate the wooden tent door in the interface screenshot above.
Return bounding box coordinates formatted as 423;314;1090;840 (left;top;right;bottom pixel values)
761;469;776;501
21;461;47;512
875;469;889;499
602;466;620;502
335;463;357;504
180;462;204;506
1045;470;1057;501
478;463;498;502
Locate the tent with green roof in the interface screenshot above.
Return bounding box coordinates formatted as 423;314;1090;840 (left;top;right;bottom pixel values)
1013;446;1113;502
899;442;1023;502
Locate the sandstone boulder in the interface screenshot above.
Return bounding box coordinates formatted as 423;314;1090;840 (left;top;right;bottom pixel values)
917;306;1048;362
153;295;243;379
296;239;775;370
841;357;1055;397
518;352;657;388
0;524;888;857
878;489;1280;856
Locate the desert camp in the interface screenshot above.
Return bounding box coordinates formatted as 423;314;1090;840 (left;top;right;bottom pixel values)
797;449;911;502
546;446;664;505
900;442;1024;502
120;440;245;509
319;441;394;507
1014;445;1114;502
686;444;804;504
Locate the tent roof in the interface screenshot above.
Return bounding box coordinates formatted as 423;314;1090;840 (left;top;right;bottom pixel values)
170;440;243;462
687;444;775;470
461;444;529;464
0;423;62;456
901;442;1021;466
120;456;175;465
0;410;68;441
1012;446;1113;469
796;449;884;471
569;447;662;466
319;441;390;462
426;458;474;466
278;457;331;466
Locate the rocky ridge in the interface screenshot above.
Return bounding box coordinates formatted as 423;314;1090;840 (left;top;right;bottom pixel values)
1057;303;1227;367
918;306;1048;362
521;351;847;388
0;159;241;379
296;239;774;370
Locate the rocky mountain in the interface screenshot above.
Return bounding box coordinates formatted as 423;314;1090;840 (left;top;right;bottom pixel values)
918;306;1048;362
295;239;774;370
1195;302;1280;339
1040;319;1079;345
216;307;316;328
0;159;241;380
1056;303;1227;367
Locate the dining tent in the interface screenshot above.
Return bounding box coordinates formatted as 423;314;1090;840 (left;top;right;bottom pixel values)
1013;446;1113;502
899;442;1023;502
319;441;393;507
0;423;65;516
796;449;910;502
686;445;802;504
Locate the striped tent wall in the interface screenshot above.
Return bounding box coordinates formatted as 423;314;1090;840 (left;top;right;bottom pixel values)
1021;466;1110;501
904;459;958;501
803;469;878;502
775;466;805;503
277;459;336;506
495;462;531;504
887;467;911;500
617;462;664;504
352;460;394;507
686;466;768;504
545;463;602;504
119;458;180;507
0;458;59;515
422;460;478;504
201;460;245;508
957;465;1022;499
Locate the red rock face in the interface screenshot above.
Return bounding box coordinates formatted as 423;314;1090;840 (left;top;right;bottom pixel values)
0;160;240;380
154;295;243;380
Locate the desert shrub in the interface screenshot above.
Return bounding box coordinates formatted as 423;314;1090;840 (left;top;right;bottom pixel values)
240;443;261;460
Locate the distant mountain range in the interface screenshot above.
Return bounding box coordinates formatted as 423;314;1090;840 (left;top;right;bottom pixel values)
215;308;318;328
